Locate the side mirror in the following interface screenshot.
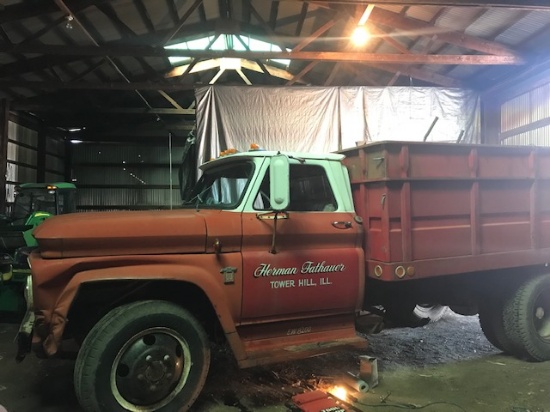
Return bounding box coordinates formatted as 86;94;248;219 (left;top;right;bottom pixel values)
269;154;290;211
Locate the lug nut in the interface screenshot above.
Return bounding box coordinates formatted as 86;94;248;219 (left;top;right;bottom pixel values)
146;355;153;362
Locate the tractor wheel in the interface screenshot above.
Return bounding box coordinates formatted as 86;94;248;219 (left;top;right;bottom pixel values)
74;300;210;412
503;273;550;361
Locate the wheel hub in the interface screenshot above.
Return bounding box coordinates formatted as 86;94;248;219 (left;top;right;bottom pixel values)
111;328;190;410
534;295;550;341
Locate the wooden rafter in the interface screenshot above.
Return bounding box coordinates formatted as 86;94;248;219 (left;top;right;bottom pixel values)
162;0;204;45
293;18;339;52
244;0;288;53
0;44;523;65
287;61;318;85
282;0;550;9
135;0;156;33
365;61;463;87
12;102;195;115
295;3;309;36
368;8;518;56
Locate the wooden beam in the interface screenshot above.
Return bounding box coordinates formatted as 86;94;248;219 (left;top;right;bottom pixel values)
135;0;156;33
244;0;289;52
368;7;519;56
295;3;309;36
281;0;550;9
3;80;195;91
269;1;280;30
162;0;203;45
239;59;305;82
365;62;463;87
287;61;318;85
12;103;195;115
293;18;338;52
0;0;101;24
0;44;525;64
157;90;184;110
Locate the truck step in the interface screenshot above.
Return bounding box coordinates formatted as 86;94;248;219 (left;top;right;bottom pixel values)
236;314;368;367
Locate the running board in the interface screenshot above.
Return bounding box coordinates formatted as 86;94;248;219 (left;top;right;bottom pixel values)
236;314;368;368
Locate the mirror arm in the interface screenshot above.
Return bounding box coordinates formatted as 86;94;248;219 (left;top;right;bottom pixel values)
269;212;279;254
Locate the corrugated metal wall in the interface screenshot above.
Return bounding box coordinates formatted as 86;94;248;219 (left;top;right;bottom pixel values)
5;120;66;205
501;82;550;146
72;142;185;211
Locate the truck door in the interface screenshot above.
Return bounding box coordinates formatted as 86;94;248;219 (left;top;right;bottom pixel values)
241;162;364;320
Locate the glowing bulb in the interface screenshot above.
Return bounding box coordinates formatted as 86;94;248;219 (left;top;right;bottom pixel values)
351;26;370;46
331;386;348;401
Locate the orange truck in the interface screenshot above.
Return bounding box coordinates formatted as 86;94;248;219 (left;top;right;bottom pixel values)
17;141;550;411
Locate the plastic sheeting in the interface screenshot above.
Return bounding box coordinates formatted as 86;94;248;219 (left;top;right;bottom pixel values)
195;85;480;165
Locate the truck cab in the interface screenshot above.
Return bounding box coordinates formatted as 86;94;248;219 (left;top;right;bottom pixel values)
17;149;366;412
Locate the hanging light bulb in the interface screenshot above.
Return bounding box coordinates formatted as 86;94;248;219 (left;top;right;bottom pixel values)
65;15;74;30
351;26;370;46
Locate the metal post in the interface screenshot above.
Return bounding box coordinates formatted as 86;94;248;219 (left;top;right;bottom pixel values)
0;100;10;214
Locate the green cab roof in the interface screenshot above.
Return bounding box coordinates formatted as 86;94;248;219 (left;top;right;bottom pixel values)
17;182;76;190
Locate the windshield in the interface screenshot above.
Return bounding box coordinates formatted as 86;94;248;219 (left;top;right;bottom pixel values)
182;161;254;209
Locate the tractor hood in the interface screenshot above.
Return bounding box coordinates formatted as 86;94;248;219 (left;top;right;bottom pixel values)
33;210;207;258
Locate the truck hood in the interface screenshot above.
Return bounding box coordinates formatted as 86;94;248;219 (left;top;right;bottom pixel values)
34;210;207;258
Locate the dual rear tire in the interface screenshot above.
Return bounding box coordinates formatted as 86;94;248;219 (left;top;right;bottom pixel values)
479;273;550;362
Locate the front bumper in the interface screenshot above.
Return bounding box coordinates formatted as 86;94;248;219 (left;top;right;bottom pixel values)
15;274;34;361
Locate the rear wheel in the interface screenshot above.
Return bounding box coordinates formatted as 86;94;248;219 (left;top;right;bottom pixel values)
478;297;519;354
74;300;210;412
503;273;550;361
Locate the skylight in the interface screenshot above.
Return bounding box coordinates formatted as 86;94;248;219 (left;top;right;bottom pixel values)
165;34;291;67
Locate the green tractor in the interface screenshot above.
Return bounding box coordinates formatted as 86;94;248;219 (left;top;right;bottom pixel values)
0;182;77;315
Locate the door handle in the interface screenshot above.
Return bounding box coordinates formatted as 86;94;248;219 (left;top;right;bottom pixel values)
332;221;352;229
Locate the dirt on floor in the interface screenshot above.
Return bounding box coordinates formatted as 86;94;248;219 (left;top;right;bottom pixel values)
1;311;549;412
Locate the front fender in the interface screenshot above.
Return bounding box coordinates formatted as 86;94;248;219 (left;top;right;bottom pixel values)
41;258;244;359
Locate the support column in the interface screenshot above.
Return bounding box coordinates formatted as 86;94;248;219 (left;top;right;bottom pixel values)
37;125;46;183
0;100;9;214
480;96;502;145
64;139;72;183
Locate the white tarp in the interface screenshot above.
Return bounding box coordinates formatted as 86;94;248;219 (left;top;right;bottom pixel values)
195;85;480;165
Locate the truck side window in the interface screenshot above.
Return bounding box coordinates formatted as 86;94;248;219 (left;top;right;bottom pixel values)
253;164;337;211
289;165;337;211
253;173;272;210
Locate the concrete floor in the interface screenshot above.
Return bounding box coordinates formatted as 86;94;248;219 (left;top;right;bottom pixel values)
1;314;549;412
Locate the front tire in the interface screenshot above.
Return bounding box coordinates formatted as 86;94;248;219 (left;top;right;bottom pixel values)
503;273;550;361
74;300;210;412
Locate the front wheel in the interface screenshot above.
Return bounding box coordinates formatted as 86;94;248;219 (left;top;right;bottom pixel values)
74;300;210;412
